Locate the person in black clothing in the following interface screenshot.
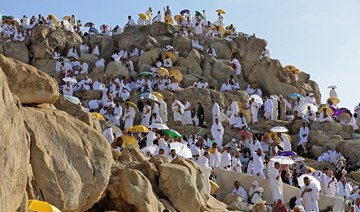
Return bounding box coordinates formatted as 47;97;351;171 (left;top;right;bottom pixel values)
197;102;205;127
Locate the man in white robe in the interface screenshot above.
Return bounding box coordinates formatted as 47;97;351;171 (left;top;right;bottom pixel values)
112;103;122;126
337;176;352;198
220;81;232;92
253;148;265;178
271;95;279;120
102;127;114;144
62;82;73;96
231;151;242;173
323;171;339;197
159;99;168;125
196;152;212;193
182;99;192;125
194;22;203;35
231;58;242;76
211;118;224;146
329;87;337;98
141;102;151;127
298;122;309;150
209;143;221;168
234;113;248;130
279;133;291;152
220;147;232;169
232;181;248;203
172;99;184;125
269;162;284;203
123;103;136;129
212;101;221;122
125;16;135;28
250;98;260;124
300;177;320;211
79;42;89;56
264;96;273;120
229;100;239;125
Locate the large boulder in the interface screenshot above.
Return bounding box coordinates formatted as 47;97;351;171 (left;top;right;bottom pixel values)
211;59;234;81
211;40;232;60
114;25;157;51
172;36;192;53
0;54;59;104
222;193;252;211
137;48;162;69
32;59;57;76
64;31;83;55
3;42;29;63
150;22;175;36
336;139;360;162
179;56;203;76
105;62;130;78
30;25;52;45
0;67;29;212
107;168;165;212
23;107;112;212
100;35;115;61
80;53;99;69
54;95;102;132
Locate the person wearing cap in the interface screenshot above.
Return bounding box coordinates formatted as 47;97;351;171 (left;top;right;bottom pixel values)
249;181;264;204
300;176;320;211
232;181;248;203
220;147;232;169
252;197;266;212
269;162;284;203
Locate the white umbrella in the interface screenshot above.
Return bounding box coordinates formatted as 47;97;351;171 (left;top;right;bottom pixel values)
250;94;263;105
141;146;157;156
297;175;321;191
62;77;77;84
299;103;318;116
270;156;295;165
293;156;305;162
149;123;169;129
64;95;80;105
328;85;337;89
270;126;288;133
169;142;192;158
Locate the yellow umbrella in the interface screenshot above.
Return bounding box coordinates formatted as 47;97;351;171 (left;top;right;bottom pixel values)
125;101;139;112
284;65;301;74
138;13;149;20
156;67;169;77
164;51;177;61
240;109;252;123
327;97;340;105
48;14;58;25
165;15;174;25
91;112;105;120
62;15;72;21
174;15;185;22
216;9;226;14
169;69;183;81
236;102;243;109
28;200;61;212
284;134;293;142
126;125;149;133
121;135;139;148
210;180;220;195
306;166;316;173
211;25;225;35
318;106;334;116
151;92;164;101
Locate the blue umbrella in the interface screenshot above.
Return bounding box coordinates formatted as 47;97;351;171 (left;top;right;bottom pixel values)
180;9;190;15
288;93;304;100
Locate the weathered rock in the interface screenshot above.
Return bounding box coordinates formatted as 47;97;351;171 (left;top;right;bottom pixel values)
0;55;59;104
154;36;173;46
211;59;234;81
105;62;130;78
31;40;53;59
81;53;98;69
309;131;330;146
137;48;162;69
0;67;29;212
114;25;157;51
179;57;203;75
183;74;201;87
312;145;324;158
32;58;57;76
222;193;252;211
100;35;115;61
348;171;360;183
172;36;192;53
118;145;147;163
107;168;165;212
3;42;29;63
23;107;112;212
211;40;232;60
149;155;171;171
150;22;175;36
335;139;360;162
30;25;51;45
54;95;102;132
64;31;83;55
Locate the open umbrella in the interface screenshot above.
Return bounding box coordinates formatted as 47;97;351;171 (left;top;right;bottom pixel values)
164;51;177;61
163;129;182;138
149;123;169;129
250;94;263;105
240;109;252;123
293;156;305;162
195;11;204;20
121;135;138;148
169;142;192;158
28;200;61;212
216;9;226;14
174;15;185;22
270;156;295;165
239;130;253;139
210;180;220;195
91;112;105;120
306;166;316;173
169;69;183;81
48;14;58;25
64;95;80;105
164;15;174;25
141;92;159;101
62;77;77;84
299;103;318;116
328;85;337;89
297;175;321;191
327;97;340;105
62;15;72;21
156;67;169;76
127;125;149;133
180;9;190;15
211;25;225;35
236;101;243;109
284;65;301;74
138;13;149;20
276;151;297;157
151;92;164;101
288;93;304;100
141;145;158;155
318;106;334;116
125;101;139;111
84;22;95;27
270;126;289;133
139;71;153;78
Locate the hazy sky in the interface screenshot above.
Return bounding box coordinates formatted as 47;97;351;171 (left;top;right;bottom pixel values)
2;0;360;110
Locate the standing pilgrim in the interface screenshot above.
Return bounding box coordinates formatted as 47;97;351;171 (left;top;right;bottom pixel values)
329;86;337;98
182;99;192;125
229;99;239;125
269;162;284;203
211;118;224;146
172;98;184;125
141;100;151;127
264;96;273;120
159;99;168;125
250;98;260;124
123;102;136;129
300;177;320;212
212;100;221;122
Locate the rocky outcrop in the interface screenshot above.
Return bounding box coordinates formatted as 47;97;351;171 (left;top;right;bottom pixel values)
0;66;29;212
23;107;112;212
223;193;253;211
3;42;29;63
114;25;158;51
0;54;59;104
105;61;130;78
